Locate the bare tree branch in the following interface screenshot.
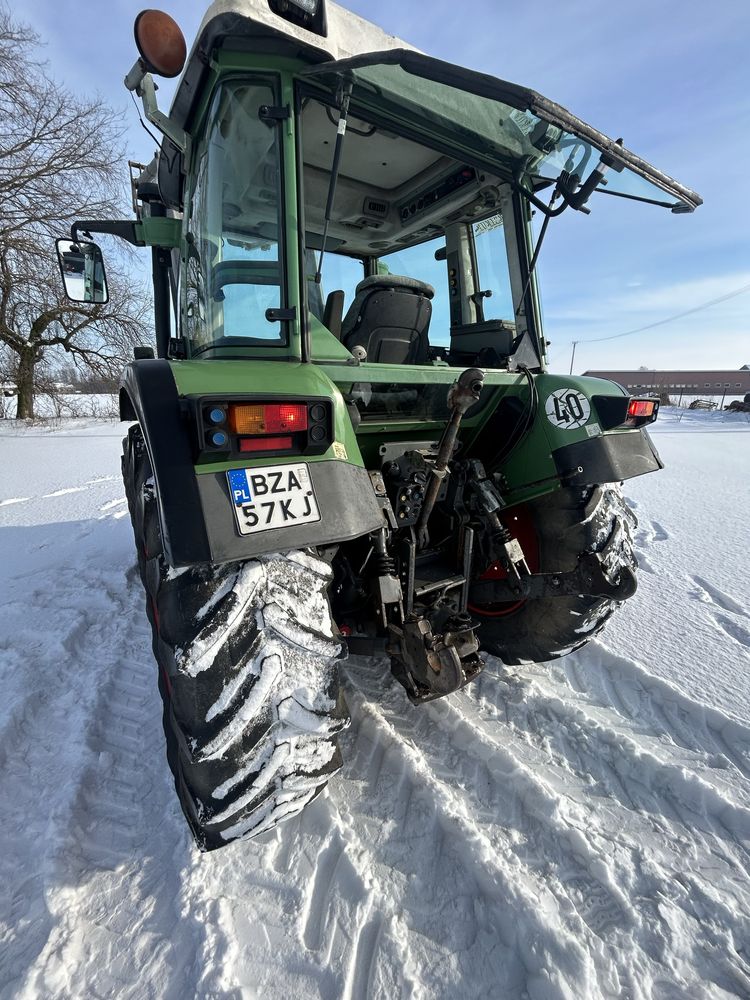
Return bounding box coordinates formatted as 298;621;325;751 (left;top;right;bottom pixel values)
0;5;150;417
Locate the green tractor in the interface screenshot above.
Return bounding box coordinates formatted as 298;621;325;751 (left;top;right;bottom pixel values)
56;2;700;850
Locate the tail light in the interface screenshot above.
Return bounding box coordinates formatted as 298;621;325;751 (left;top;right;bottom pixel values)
197;398;331;457
627;399;657;419
592;394;659;430
626;397;659;426
228;403;308;435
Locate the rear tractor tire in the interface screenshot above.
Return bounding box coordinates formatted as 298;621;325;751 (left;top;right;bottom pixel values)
471;485;638;665
122;425;348;851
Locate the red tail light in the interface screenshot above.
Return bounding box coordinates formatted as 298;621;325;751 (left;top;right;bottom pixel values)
627;399;656;419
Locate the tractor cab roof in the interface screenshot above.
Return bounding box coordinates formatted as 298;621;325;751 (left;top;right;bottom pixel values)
300;51;701;214
169;0;416;132
170;1;700;217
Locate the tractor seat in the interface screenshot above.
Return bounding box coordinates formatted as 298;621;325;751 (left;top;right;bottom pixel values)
340;274;434;364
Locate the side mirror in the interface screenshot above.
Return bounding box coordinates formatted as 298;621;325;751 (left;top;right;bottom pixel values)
55;239;109;304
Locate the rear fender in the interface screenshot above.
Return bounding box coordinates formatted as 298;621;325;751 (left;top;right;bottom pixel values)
537;375;663;485
482;374;662;502
120;359;384;567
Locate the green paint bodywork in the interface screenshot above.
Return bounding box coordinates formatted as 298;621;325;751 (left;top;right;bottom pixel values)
169;354;632;511
169;359;364;472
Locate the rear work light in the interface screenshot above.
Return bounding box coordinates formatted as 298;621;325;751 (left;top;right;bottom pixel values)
267;0;327;35
228;403;309;436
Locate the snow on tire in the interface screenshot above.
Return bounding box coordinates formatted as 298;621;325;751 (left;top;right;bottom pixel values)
472;485;638;665
122;425;348;850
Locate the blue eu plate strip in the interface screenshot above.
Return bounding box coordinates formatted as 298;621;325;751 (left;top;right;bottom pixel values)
227;468;252;506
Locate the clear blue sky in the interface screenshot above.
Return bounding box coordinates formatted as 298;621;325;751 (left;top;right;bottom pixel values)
20;0;749;373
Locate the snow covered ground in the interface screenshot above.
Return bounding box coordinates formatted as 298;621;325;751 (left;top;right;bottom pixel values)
0;394;117;421
1;409;749;999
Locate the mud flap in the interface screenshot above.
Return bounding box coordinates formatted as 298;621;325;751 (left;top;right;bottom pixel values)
552;428;663;485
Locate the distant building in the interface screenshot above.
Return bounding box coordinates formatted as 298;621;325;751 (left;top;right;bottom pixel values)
582;369;750;402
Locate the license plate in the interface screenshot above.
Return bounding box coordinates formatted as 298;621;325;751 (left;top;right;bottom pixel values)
226;463;320;536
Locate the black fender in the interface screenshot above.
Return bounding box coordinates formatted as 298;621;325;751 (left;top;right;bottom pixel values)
121;360;213;565
120;360;384;567
552;428;663;486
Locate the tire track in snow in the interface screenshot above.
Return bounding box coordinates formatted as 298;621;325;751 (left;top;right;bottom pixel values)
343;912;385;1000
712;613;750;651
340;657;603;998
302;833;350;953
4;555;201;1000
477;653;750;992
571;641;750;785
0;563;125;997
0;475;121;510
687;574;750;655
418;678;639;937
290;747;410;1000
264;669;519;998
337;650;750;999
633;516;669;575
691;575;750;619
180;782;380;1000
484;655;750;849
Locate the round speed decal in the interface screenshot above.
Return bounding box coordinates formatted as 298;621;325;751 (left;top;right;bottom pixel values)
545;389;591;429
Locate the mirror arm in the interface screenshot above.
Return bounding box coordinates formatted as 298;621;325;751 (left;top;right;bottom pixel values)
71;220;144;246
124;60;188;154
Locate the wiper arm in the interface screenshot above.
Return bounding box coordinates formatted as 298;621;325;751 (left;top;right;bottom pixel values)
512;139;625;217
557;139;625;214
315;80;353;284
512;142;626;329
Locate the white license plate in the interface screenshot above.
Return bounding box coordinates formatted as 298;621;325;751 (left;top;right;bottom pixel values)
226;463;320;536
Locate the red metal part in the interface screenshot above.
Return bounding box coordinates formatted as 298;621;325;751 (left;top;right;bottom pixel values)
468;502;540;618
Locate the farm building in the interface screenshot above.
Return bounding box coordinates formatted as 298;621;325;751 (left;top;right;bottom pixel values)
582;368;750;405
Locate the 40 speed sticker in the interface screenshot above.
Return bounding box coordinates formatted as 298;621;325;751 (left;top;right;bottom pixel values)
545;388;591;429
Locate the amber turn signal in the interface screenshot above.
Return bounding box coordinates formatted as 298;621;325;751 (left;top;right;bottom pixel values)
134;10;187;78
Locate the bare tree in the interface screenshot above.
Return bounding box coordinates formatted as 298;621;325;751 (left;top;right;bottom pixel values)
0;6;149;418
